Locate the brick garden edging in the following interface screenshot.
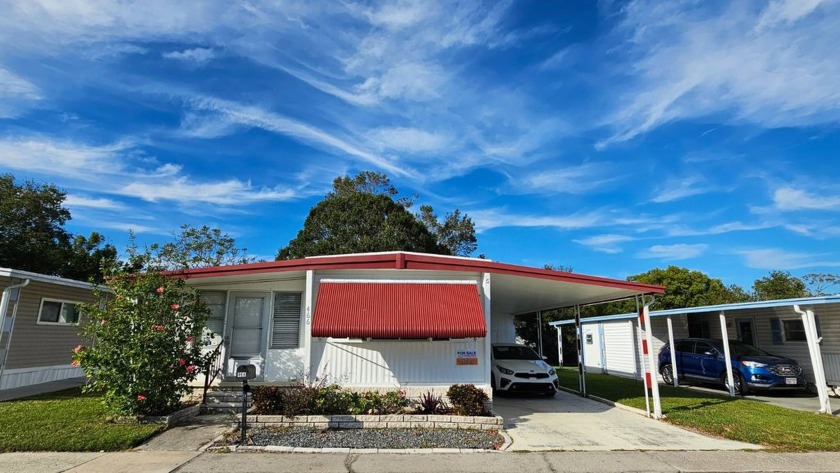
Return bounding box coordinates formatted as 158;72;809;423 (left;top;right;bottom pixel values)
245;413;504;430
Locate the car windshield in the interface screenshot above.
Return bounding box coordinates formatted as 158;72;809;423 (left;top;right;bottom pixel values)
711;340;772;357
493;345;541;360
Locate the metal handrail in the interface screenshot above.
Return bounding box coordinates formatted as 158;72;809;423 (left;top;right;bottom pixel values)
201;340;224;405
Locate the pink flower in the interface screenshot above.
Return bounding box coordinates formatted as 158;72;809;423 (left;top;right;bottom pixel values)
152;325;166;331
186;365;195;373
185;336;194;343
155;287;164;294
137;395;146;401
73;345;83;353
178;358;186;366
170;303;180;310
100;319;107;326
71;360;80;367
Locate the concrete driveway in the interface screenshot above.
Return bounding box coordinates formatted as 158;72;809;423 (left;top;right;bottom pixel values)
492;390;760;451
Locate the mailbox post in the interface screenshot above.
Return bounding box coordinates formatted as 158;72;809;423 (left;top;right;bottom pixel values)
236;364;256;445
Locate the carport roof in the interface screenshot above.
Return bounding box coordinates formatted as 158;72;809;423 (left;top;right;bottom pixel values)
180;251;663;315
549;294;840;326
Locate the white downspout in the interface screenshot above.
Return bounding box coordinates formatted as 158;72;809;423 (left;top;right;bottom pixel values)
794;305;831;414
720;311;736;397
556;326;563;368
0;279;31;388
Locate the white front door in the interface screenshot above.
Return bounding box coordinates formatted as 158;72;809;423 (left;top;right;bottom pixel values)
226;292;269;380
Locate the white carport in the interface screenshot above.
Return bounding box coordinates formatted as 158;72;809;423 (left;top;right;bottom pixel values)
551;295;840;415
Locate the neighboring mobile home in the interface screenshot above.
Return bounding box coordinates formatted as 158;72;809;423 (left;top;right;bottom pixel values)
550;295;840;413
0;268;97;391
182;252;663;398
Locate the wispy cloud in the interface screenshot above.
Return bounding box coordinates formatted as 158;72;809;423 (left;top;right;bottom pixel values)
366;127;452;153
469;208;604;233
0;135;304;206
573;234;634;254
515;162;621;195
162;47;216;65
773;187;840;211
598;0;840;147
650;176;715;203
64;195;126;210
736;247;840;270
637;244;708;260
0;67;41;118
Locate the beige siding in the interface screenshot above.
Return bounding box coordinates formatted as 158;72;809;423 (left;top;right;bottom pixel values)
5;280;96;370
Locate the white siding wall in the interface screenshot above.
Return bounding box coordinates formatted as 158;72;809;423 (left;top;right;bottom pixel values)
603;320;640;378
310;338;485;394
491;312;516;343
582;325;602;372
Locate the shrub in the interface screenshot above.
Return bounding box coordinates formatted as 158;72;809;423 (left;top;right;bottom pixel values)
416;391;449;414
72;269;211;417
315;385;357;414
251;386;285;415
353;390;411;415
447;384;489;416
280;386;320;417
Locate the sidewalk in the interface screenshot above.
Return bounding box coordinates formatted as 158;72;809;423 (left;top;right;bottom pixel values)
3;450;840;473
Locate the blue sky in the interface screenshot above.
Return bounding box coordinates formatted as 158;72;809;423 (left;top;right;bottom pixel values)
1;0;839;290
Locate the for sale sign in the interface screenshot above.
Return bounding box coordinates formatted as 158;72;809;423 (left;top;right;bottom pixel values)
456;350;478;366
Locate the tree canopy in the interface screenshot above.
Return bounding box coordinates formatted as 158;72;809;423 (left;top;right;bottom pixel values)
752;270;808;301
628;266;752;310
145;224;254;271
277;192;447;259
277;171;477;259
0;174;116;281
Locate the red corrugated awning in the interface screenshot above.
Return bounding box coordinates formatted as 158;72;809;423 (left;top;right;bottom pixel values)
312;281;486;339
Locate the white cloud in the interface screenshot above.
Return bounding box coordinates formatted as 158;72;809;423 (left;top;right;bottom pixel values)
0;67;41;118
186;96;408;176
366;127;451;153
736;248;840;270
0;135;304;206
773;187;840;211
162;47;216;65
573;234;634;254
599;0;840;146
650;176;715;203
637;244;708;260
469;208;604;233
64;195;125;210
518;162;620;195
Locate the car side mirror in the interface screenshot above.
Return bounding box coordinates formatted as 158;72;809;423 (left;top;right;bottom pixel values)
542;355;548;360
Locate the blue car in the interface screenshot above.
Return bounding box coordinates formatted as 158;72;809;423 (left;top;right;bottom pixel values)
658;338;806;395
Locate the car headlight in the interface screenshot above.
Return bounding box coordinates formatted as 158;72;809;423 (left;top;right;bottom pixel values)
496;365;514;375
741;361;767;368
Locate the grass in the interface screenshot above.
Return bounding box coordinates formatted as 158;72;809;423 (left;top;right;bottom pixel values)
0;388;163;452
556;367;840;451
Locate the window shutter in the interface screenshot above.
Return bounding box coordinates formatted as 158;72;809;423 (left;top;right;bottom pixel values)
271;292;302;349
770;318;783;345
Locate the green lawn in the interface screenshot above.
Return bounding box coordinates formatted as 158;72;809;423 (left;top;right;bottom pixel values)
556;368;840;451
0;388;163;452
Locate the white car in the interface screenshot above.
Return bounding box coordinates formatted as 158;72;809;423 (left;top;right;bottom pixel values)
491;343;559;396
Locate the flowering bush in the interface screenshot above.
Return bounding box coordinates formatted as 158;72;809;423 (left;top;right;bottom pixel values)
72;268;212;417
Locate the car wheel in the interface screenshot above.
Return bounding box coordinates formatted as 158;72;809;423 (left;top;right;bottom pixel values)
661;364;675;385
725;372;749;396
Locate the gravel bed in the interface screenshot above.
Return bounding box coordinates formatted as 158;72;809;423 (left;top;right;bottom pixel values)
235;427;503;450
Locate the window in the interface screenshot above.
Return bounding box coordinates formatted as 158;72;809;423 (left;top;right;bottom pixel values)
38;299;81;325
783;319;807;342
199;291;226;338
271;292;302;349
688;320;711;338
585;333;593;344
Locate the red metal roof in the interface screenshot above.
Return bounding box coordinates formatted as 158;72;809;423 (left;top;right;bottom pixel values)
180;251;664;295
311;281;486;339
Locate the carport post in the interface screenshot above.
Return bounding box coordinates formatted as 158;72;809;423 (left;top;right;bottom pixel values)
635;297;650;416
556;325;563;367
575;305;586;397
537;310;543;358
642;297;662;419
666;317;678;387
795;305;831;414
719;311;736;397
